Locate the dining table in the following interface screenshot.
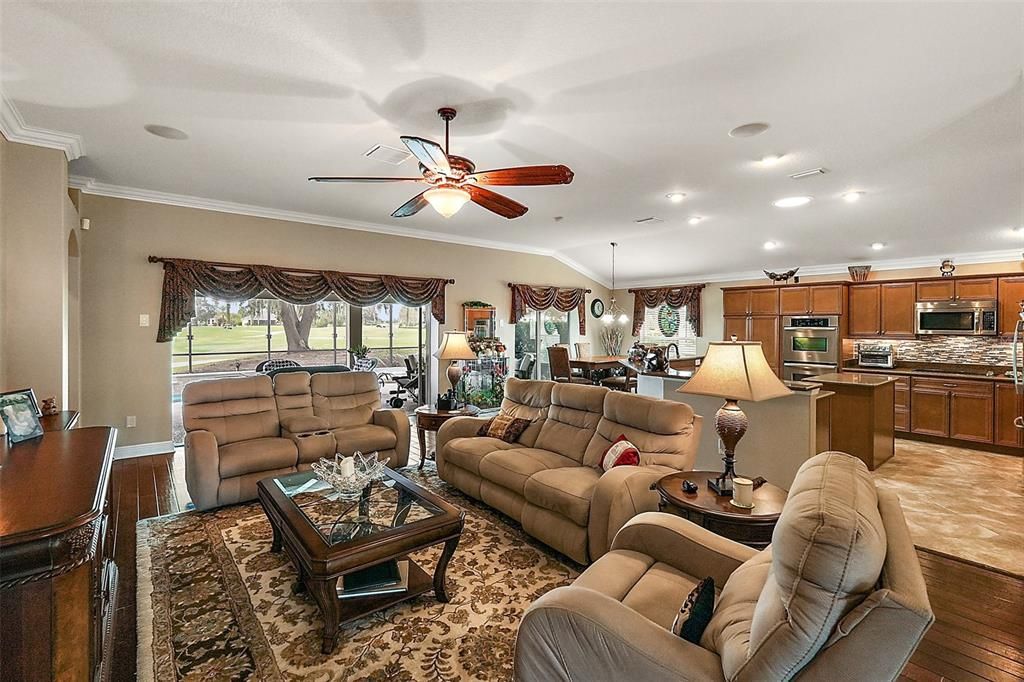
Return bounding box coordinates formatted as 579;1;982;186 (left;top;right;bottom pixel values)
569;355;628;382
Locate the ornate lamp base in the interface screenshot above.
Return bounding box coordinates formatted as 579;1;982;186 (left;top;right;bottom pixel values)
708;399;749;497
446;362;464;409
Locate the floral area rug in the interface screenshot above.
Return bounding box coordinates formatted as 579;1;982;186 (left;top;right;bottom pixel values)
137;466;581;681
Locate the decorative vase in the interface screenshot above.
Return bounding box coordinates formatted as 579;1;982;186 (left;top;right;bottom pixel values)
848;265;872;282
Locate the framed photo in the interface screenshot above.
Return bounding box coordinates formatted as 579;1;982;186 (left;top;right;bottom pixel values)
0;389;44;443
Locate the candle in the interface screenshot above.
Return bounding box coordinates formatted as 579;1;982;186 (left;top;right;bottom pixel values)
733;477;754;508
339;456;355;479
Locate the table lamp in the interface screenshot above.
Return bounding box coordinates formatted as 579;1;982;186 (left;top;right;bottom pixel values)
434;331;478;408
677;339;791;495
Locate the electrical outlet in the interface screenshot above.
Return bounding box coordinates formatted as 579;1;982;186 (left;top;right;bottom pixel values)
139;314;150;327
126;415;137;428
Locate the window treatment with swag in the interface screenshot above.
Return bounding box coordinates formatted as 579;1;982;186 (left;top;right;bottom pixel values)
627;284;706;338
508;283;590;334
149;256;453;343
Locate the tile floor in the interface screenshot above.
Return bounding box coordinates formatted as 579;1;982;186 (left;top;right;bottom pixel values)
873;440;1023;576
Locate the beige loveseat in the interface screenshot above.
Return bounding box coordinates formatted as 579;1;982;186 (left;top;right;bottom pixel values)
515;452;934;681
183;371;409;510
436;378;703;564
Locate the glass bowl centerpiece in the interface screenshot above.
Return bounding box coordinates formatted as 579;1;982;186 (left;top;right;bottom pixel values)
311;451;388;501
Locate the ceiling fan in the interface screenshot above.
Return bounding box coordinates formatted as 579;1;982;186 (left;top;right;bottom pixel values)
309;107;574;219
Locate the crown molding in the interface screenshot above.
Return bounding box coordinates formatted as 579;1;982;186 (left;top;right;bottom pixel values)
619;249;1024;289
69;175;613;286
0;91;84;160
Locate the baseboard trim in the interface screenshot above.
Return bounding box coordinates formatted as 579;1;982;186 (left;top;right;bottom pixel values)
114;440;176;460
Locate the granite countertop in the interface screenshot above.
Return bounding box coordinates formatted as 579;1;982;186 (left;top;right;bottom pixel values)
809;372;898;387
842;360;1014;383
618;359;695;379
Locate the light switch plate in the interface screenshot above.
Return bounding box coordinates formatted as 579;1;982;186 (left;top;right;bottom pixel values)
126;415;137;428
139;314;150;327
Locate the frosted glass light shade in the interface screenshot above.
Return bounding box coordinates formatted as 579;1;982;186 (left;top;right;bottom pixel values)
678;341;791;402
425;186;471;218
434;331;477;361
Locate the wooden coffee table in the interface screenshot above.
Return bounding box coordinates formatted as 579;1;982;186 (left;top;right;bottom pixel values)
414;404;480;470
654;471;787;549
257;467;465;653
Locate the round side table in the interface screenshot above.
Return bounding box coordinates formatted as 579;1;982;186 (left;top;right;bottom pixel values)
654;471;787;549
414;404;481;470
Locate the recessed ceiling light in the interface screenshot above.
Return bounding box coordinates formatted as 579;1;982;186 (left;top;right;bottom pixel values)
773;196;813;208
759;154;785;166
843;191;865;203
1011;226;1024;235
144;124;189;140
871;242;886;250
688;216;703;225
763;240;779;250
665;192;686;203
729;122;770;138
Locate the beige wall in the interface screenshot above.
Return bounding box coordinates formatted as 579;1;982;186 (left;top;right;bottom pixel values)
618;259;1024;349
0;136;79;406
77;195;610;446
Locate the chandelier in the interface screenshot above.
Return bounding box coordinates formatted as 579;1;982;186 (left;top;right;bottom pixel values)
602;242;629;324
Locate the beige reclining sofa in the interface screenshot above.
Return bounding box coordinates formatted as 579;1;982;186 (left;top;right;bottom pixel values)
515;451;934;682
183;371;409;510
436;377;703;564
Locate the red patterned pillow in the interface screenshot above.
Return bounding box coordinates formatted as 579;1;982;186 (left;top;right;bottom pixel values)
601;434;640;471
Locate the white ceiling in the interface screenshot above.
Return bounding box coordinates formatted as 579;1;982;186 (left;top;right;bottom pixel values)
2;2;1022;286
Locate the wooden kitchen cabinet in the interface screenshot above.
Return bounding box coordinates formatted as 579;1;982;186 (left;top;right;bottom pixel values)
994;383;1023;447
894;376;910;432
848;285;881;336
779;287;810;315
748;315;780;373
723;290;750;316
916;280;953;302
880;282;916;337
910;381;951;437
724;316;747;342
723;288;779;316
998;276;1024;335
779;285;843;315
956;277;997;300
911;377;994;443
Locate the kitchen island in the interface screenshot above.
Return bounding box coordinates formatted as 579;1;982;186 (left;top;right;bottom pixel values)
630;362;832;490
807;372;897;470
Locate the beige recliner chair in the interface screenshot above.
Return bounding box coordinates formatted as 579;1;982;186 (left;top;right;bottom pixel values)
515;451;934;681
311;372;410;468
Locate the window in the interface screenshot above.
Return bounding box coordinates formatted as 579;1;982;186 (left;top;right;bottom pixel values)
639;305;697;356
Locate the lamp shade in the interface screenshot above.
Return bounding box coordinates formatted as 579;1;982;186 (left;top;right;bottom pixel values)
434;331;477;361
677;341;791;402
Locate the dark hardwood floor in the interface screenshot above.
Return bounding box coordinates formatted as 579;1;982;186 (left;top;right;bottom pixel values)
112;453;1023;681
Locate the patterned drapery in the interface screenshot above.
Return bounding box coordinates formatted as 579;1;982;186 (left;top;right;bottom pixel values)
628;284;706;337
508;283;589;334
150;257;452;342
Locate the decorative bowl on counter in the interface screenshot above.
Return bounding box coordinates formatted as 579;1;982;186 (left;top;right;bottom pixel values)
311;451;388;501
848;265;872;282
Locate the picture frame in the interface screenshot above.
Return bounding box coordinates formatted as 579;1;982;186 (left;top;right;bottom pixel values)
0;389;44;444
590;299;605;318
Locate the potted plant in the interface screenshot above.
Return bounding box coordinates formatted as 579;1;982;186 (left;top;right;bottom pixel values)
349;344;370;359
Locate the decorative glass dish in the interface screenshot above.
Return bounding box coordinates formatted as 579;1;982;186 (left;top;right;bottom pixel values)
310;451;388;501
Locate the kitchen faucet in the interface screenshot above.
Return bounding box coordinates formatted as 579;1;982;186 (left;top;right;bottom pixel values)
666;343;680;359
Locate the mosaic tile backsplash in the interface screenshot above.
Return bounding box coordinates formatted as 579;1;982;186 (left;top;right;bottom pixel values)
891;336;1019;366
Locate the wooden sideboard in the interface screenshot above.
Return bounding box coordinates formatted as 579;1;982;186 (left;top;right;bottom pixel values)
0;426;118;681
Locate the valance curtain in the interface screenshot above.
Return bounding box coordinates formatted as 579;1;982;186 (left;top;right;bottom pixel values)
150;256;453;343
508;283;589;334
628;284;706;338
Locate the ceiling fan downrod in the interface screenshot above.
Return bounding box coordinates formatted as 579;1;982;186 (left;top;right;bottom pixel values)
437;107;457;155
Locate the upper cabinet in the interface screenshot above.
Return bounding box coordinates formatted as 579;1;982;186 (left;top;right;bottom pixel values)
917;277;997;302
848;283;915;337
779;285;844;315
998;276;1024;336
723;288;779;316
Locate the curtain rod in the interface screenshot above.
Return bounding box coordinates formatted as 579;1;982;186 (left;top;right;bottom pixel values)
508;282;592;293
627;283;706;293
148;256;456;284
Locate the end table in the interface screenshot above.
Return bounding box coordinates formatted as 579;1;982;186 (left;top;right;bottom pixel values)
654;471;787;549
414;404;481;470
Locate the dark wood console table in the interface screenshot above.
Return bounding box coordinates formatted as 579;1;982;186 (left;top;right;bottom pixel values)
39;409;80;432
0;426;118;681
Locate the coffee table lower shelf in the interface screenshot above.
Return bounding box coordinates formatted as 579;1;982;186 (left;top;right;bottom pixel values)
334;558;433;627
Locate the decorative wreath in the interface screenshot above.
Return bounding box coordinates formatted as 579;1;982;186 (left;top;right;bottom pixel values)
543;319;558;335
657;305;680;337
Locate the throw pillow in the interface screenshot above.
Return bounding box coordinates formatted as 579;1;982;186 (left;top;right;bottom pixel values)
601;434;640;471
477;414;532;443
671;576;716;644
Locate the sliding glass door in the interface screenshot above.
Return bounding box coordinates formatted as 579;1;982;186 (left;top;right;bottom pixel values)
514;308;575;380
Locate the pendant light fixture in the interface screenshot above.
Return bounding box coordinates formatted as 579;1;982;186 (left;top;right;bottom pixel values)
602;242;629;324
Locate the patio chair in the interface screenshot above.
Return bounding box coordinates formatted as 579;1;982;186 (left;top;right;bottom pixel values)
515;353;536;379
255;358;300;373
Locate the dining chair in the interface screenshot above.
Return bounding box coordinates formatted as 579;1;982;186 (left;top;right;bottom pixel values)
574;341;592;358
547;345;591;384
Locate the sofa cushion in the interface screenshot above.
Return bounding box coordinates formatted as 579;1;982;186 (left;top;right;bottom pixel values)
311;372;381;429
478;448;577;495
477;414;533;443
499;378;555;447
705;452;886;681
524;466;601;526
445;437;517;475
584;391;698;470
332;424;397;455
218;437;298;479
273;371;314;422
534;383;608;463
183;375;281;446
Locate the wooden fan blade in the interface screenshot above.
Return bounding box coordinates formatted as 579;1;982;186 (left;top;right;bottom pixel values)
400;136;452;176
466;185;528;219
468;165;574;186
391;191;429;218
308;176;423;183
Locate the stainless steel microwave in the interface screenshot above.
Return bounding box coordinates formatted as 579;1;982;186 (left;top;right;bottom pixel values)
914;300;997;336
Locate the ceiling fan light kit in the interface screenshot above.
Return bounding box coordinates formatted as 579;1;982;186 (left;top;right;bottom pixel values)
310;107;573;220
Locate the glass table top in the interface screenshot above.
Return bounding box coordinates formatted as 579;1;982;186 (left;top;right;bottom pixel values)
273;469;446;546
